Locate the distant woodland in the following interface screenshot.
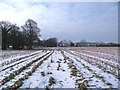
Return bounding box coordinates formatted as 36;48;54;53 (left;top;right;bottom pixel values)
0;19;119;50
0;19;57;50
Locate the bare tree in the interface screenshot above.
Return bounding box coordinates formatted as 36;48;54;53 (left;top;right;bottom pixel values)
8;24;20;49
22;19;41;49
0;21;12;50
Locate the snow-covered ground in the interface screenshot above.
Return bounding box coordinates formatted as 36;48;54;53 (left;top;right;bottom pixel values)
64;51;118;88
0;50;35;60
0;48;119;89
21;51;76;88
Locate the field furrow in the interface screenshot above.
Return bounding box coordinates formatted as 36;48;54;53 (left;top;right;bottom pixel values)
0;48;119;89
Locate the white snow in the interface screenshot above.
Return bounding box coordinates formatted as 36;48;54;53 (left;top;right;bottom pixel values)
64;51;118;88
21;51;76;88
0;48;119;89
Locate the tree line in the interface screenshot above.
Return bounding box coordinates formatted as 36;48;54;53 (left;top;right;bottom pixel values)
0;19;58;50
1;19;118;50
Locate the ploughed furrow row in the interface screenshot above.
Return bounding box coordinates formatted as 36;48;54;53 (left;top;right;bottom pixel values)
0;51;51;87
68;50;118;78
0;51;46;85
0;51;53;90
63;51;118;88
61;51;85;89
1;51;45;71
21;50;76;88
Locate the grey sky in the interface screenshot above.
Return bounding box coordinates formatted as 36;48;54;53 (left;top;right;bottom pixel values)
0;0;118;43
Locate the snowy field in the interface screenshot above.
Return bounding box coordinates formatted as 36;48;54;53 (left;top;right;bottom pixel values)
0;47;119;89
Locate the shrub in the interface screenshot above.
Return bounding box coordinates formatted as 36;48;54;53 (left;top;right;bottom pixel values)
49;77;56;86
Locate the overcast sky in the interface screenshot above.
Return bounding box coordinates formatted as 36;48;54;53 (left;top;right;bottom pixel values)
0;0;118;43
